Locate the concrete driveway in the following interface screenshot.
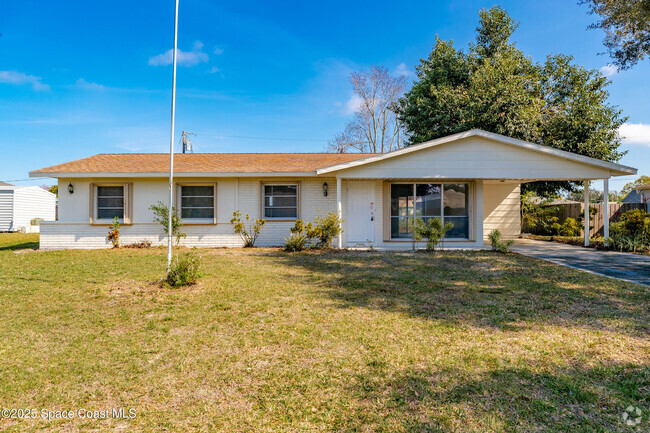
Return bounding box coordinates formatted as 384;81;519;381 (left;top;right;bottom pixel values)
511;239;650;286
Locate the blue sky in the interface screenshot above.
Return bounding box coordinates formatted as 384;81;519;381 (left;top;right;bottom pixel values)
1;0;649;192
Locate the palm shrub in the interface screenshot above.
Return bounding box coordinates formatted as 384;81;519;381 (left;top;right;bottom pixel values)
609;209;650;252
150;201;186;245
231;211;266;247
166;253;202;288
488;229;514;253
411;217;453;251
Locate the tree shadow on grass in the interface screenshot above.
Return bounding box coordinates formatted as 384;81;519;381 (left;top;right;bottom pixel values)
335;361;649;432
0;241;39;251
273;250;650;333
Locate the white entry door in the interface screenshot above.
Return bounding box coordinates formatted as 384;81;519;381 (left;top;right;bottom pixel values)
347;182;375;243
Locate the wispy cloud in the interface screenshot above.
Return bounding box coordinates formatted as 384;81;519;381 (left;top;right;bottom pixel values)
208;66;220;74
148;40;209;67
75;78;105;90
213;46;224;55
343;94;362;115
600;64;618;77
0;70;50;91
620;123;650;147
394;62;412;77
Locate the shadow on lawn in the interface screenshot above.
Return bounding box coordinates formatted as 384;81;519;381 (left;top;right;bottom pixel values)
338;361;649;432
0;241;39;251
274;250;649;333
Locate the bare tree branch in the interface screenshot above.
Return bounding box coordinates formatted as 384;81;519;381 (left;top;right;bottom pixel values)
328;65;408;153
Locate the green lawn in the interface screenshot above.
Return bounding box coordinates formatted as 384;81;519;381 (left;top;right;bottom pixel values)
0;233;648;432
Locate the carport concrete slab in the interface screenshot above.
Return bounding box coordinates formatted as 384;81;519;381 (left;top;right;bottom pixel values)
511;239;650;286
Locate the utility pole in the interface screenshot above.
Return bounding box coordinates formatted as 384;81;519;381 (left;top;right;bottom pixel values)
182;130;195;153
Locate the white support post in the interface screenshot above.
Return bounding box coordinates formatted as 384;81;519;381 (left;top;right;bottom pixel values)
603;179;609;246
584;180;590;247
336;177;342;249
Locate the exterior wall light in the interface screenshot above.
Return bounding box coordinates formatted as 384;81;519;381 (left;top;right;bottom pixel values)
68;182;74;194
322;182;328;197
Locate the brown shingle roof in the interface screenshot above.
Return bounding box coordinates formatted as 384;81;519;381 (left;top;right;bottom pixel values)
30;153;377;175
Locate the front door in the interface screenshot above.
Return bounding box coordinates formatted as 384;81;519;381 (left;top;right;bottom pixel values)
347;182;375;243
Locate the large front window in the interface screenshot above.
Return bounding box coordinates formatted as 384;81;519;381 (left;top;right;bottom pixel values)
180;185;215;220
264;184;298;219
96;186;124;220
390;183;469;239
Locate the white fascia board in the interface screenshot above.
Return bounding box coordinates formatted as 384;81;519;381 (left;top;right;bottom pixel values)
29;171;318;179
315;129;637;176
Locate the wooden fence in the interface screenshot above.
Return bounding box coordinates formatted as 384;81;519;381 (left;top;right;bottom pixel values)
540;202;647;236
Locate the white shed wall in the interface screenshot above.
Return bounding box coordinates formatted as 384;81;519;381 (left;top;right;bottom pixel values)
13;187;57;231
0;190;14;231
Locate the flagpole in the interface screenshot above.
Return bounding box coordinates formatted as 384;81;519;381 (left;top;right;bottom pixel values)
167;0;180;274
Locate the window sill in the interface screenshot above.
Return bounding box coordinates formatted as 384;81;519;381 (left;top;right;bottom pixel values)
181;221;217;225
91;222;132;226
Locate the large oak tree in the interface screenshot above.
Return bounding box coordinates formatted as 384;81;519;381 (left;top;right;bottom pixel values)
397;6;627;196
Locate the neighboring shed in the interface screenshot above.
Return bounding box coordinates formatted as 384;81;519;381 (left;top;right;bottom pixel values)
0;185;57;232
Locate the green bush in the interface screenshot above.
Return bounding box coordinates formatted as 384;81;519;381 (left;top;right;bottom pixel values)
283;233;308;252
166;253;201;288
284;220;308;252
231;211;266;247
557;217;581;237
488;229;514;253
307;211;343;248
609;209;650;252
150;201;186;245
411;217;453;251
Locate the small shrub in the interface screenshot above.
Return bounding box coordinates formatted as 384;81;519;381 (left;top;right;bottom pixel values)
107;216;120;248
284;233;308;252
123;240;152;249
166;253;201;288
411;217;453;251
231;211;266;247
557;217;581;237
284;220;308;251
150;201;186;245
306;211;342;248
488;229;514;253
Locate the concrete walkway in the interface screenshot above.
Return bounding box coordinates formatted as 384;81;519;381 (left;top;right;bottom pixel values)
511;239;650;286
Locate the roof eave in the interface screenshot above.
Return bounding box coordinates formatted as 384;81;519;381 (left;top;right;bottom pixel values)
29;171;319;178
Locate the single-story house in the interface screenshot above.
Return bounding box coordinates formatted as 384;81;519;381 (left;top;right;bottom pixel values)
29;129;637;250
622;184;650;209
0;183;57;233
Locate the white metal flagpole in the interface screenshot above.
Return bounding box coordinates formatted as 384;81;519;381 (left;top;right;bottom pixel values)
167;0;180;274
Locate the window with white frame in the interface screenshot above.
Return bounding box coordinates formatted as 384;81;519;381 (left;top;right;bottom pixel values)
96;185;125;220
390;183;469;239
263;184;298;219
180;185;215;221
